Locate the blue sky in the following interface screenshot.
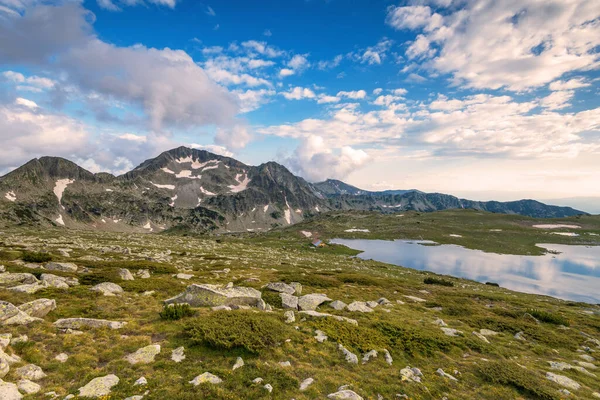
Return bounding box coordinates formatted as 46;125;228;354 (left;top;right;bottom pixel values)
1;0;599;200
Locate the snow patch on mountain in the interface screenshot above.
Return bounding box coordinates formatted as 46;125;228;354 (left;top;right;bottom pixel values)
162;167;175;174
151;182;176;190
229;174;251;193
143;221;153;232
200;186;216;196
263;205;269;212
176;156;220;170
4;191;16;202
169;195;178;207
53;179;74;209
55;214;65;226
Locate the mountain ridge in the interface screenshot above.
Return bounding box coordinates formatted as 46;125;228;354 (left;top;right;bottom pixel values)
0;147;587;233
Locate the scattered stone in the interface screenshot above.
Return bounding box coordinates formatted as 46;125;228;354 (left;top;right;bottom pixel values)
211;305;232;311
252;378;263;384
514;331;526;341
78;374;120;398
338;344;358;364
362;350;378;364
300;377;314;391
54;318;126;330
118;269;135;281
165;283;262;308
347;302;374;313
329;300;347;311
299;310;358;325
45;262;78;272
400;366;423;383
473;331;490;343
377;298;391;305
125;344;161;365
366;301;379;308
264;383;273;393
0;302;41;326
298;294;332;311
577;361;597;370
256;299;268;311
436;368;458;381
559;389;571;396
7;282;48;294
232;357;244;370
280;293;299;309
189;372;222;385
327;389;363;399
545;372;580;390
433;319;447;327
0;359;8;378
441;328;463;337
0;379;22;400
17;379;40;394
15;364;46;381
290;282;302;295
579;354;595;362
55;353;69;363
383;349;393;365
279;361;291;367
18;299;56;318
134;377;147;386
171;347;185;363
40;274;71;288
0;334;9;350
266;282;296;295
90;282;124;296
137;270;151;279
479;329;498;336
284;310;295;323
403;295;427;303
0;273;38;286
315;330;328;343
175;273;193;280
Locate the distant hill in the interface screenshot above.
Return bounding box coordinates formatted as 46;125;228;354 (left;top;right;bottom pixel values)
0;147;587;233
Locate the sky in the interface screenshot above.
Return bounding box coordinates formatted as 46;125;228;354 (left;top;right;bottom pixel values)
0;0;599;201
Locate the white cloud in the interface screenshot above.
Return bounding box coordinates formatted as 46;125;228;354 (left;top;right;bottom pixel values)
247;59;275;69
279;68;295;77
373;88;383;95
317;55;343;70
317;95;340;104
385;5;440;30
549;78;591;91
263;29;272;37
205;5;215;16
283;135;370;181
202;46;223;55
337;90;367;100
282;87;316;100
118;133;148;143
215;124;252;150
241;40;284;58
189;143;234;157
540;90;574;110
233;88;276;112
406;34;433;59
15;97;38;108
288;54;310;70
359;39;393;65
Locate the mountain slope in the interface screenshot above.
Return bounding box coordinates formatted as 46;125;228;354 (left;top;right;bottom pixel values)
0;147;586;233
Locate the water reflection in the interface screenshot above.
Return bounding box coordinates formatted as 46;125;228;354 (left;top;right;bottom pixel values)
330;239;600;304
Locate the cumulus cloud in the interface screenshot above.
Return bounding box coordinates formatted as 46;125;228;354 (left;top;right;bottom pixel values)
317;55;343;70
215;124;252;150
317;94;340;104
281;87;316;100
359;39;393;65
279;68;295;77
241;40;284;58
549;78;591;91
189;143;234;157
283;135;370;181
386;0;600;91
337;90;367;99
233;88;276;113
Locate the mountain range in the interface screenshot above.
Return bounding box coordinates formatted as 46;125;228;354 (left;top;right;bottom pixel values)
0;147;586;233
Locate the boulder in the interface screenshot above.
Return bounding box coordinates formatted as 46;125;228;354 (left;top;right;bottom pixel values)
0;273;38;286
189;372;222;385
54;318;126;330
266;282;296;295
40;274;78;288
175;273;194;280
134;377;147;386
171;347;185;363
338;344;358;364
45;262;78;272
15;364;46;381
400;366;423;383
164;284;262;308
0;359;8;378
0;334;10;350
284;311;295;324
441;328;462;337
290;282;302;295
232;357;244;370
136;270;151;279
329;300;347;311
315;330;328;343
18;379;41;394
0;379;22;400
546;372;580;390
125;344;161;365
347;302;374;313
0;302;19;324
327;390;363;399
78;374;120;398
55;353;69;363
280;293;298;309
362;350;377;364
90;282;124;296
8;282;49;294
118;269;135;281
299;310;358;325
18;299;56;318
300;377;314;391
298;294;331;311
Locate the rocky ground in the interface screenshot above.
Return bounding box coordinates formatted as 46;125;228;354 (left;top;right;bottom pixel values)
0;225;599;399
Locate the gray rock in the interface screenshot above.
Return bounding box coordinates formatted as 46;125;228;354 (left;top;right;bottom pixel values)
189;372;222;385
45;262;78;272
400;366;423;383
329;300;347;311
90;282;124;296
546;372;580;390
0;379;22;400
298;294;332;311
7;282;49;294
0;301;19;324
377;298;391;305
136;269;151;279
17;379;40;394
10;335;27;345
40;274;78;288
284;310;295;323
175;273;194;280
280;293;298;309
118;269;135;281
279;361;291;367
171;347;185;363
266;282;296;294
441;327;462;337
479;329;498;336
232;357;244;370
362;350;378;364
18;299;56;318
473;331;490;343
54;318;126;330
347;302;374;313
264;383;273;392
256;299;268;311
436;368;458;381
433;318;447;327
299;310;358;325
164;284;262;308
514;331;526;341
290;282;302;295
315;330;328;343
338;344;358;364
0;359;8;378
125;344;160;365
55;353;68;363
15;364;46;381
0;273;38;286
0;334;9;350
383;349;393;365
366;301;379;308
78;374;120;398
211;305;232;311
300;377;314;391
327;390;363;399
134;377;147;386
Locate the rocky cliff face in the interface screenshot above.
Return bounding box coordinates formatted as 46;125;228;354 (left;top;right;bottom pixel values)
0;147;586;233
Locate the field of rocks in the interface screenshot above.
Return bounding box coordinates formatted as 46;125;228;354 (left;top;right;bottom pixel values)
0;224;599;399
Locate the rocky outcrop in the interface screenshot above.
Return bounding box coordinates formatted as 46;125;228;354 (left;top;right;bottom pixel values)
53;318;126;330
298;294;331;311
18;299;56;318
78;374;119;398
125;345;161;365
164;284;262;307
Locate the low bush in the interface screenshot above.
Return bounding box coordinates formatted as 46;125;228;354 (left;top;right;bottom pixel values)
278;273;340;288
424;277;454;287
79;270;118;286
22;251;52;263
184;311;291;354
337;273;384;287
311;318;386;353
375;322;452;356
160;303;194;320
527;309;570;326
0;250;22;261
478;361;559;400
261;290;282;308
485;282;500;287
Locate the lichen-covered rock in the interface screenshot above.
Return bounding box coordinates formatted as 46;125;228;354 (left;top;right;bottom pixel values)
338;344;358;364
15;364;46;381
284;310;295;323
546;372;580;390
125;344;161;365
361;350;377;364
175;273;194;280
266;282;296;294
78;374;119;398
315;329;328;343
0;379;22;400
298;294;331;311
400;366;423;383
441;327;463;337
7;282;49;294
17;379;41;394
118;268;134;281
171;347;185;363
0;273;38;286
18;299;56;318
0;359;8;378
90;282;124;296
232;357;244;370
45;262;78;272
327;389;363;399
299;310;358;325
347;302;374;313
54;318;126;330
280;293;298;309
189;372;222;385
300;377;314;391
0;302;19;323
164;284;262;307
40;274;78;288
329;300;347;311
290;282;302;295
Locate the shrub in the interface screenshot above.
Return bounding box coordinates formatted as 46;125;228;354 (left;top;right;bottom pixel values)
270;211;283;219
261;290;282;308
337;273;382;287
160;303;194;320
278;273;340;288
478;361;559;400
184;311;291;354
22;251;52;263
374;322;452;356
485;282;500;287
423;277;454;287
526;309;570;326
311;318;386;353
79;270;118;286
